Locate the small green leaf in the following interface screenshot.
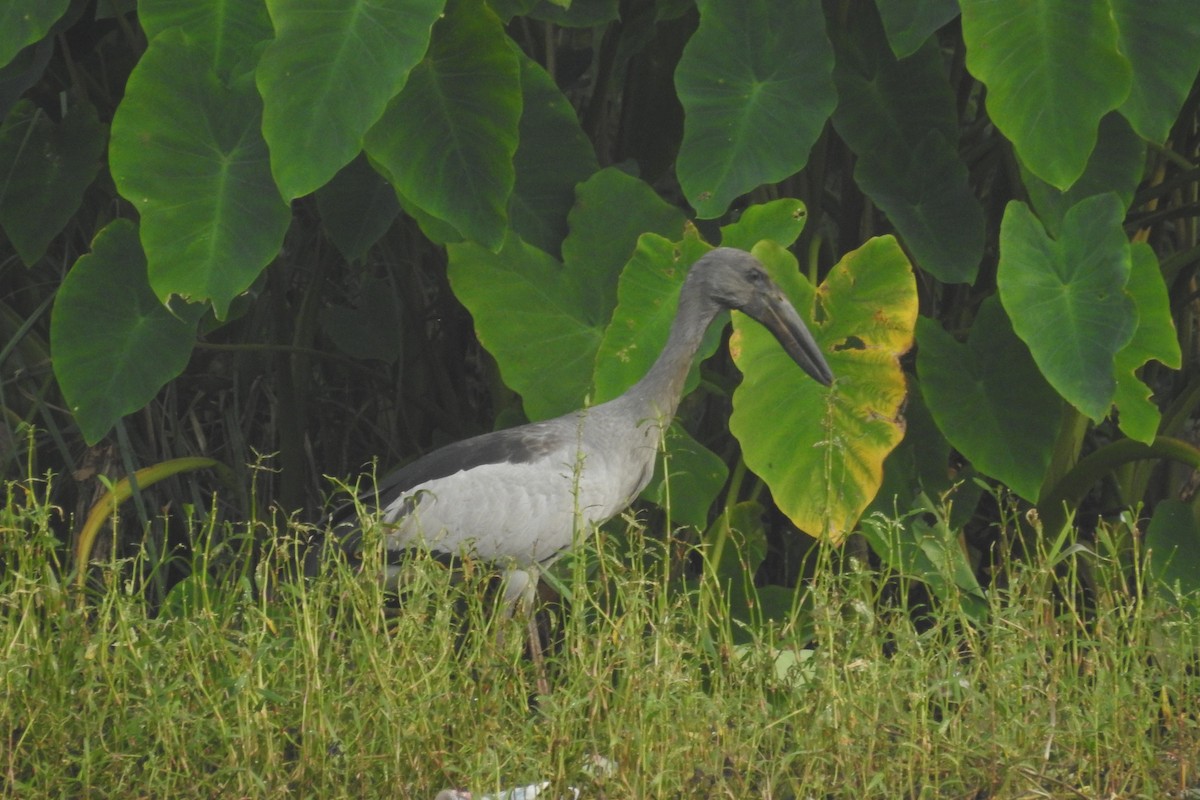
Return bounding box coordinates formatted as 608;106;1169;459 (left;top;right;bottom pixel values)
960;0;1132;189
109;30;291;318
0;0;69;69
1112;0;1200;144
365;0;520;250
509;52;599;258
675;0;835;218
256;0;445;199
0;100;105;266
1114;244;1182;444
448;232;603;421
997;195;1137;421
50;220;199;444
916;298;1062;502
719;198;808;252
731;237;916;543
316;154;400;262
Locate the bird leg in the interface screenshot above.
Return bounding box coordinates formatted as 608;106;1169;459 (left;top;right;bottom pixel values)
500;567;550;697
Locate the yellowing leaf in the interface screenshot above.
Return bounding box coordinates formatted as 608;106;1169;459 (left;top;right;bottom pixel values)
730;237;916;543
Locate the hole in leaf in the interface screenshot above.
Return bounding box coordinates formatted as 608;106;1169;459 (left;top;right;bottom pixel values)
833;335;866;351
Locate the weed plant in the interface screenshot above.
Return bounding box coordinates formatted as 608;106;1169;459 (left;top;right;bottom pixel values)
1;474;1197;798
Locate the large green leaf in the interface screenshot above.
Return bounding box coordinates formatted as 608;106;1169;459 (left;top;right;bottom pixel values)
1020;113;1145;237
960;0;1132;189
256;0;444;200
109;30;291;318
591;231;713;404
365;0;520;250
916;298;1062;502
854;131;982;284
446;170;686;420
50;220;199;444
0;100;105;266
315;154;401;262
561;168;688;313
675;0;835;218
1111;0;1200;144
875;0;960;58
832;29;982;283
731;237;916;543
139;0;272;76
997;195;1137;422
0;0;69;70
1113;244;1182;444
509;52;599;258
447;232;604;421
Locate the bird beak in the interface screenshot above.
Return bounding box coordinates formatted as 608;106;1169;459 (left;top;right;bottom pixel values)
754;289;835;387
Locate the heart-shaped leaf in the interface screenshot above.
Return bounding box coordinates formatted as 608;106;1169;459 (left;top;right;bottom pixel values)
561;168;687;312
916;298;1062;502
591;231;713;405
960;0;1131;189
0;99;105;265
1111;0;1200;144
675;0;835;218
256;0;445;200
365;0;520;250
109;29;291;318
448;232;604;421
731;237;916;543
315;154;401;263
50;220;200;444
719;198;808;252
997;195;1137;421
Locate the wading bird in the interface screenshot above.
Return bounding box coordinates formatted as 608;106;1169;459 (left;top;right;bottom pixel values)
312;247;833;632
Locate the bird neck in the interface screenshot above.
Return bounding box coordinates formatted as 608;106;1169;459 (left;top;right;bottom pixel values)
622;286;721;427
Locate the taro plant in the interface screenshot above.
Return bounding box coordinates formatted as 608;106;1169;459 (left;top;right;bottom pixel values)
2;0;1199;603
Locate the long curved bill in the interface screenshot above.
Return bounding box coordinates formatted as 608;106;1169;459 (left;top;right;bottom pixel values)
757;289;835;387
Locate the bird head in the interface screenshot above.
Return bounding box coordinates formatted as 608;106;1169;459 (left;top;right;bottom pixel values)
691;247;834;387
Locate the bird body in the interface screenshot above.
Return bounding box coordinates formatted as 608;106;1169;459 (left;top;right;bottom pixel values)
319;248;834;589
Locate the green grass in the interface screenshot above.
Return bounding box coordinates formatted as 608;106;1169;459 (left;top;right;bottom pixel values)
2;477;1198;799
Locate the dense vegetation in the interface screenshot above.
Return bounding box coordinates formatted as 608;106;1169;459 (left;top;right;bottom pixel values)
2;0;1200;794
